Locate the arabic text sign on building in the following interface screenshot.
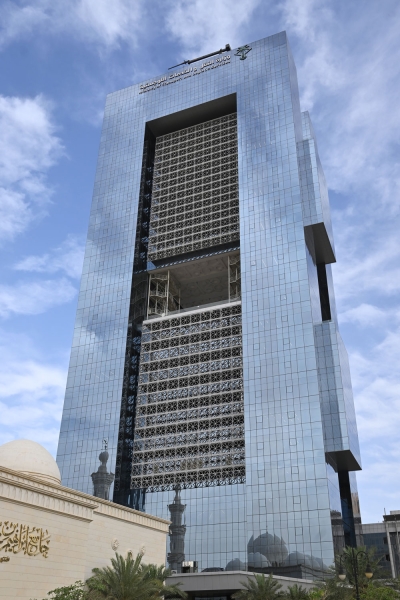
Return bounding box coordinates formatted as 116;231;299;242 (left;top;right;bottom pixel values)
139;55;231;94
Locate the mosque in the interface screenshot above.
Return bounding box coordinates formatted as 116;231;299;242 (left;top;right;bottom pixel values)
0;439;169;600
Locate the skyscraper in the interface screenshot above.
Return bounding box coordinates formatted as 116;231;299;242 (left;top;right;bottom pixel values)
56;31;362;578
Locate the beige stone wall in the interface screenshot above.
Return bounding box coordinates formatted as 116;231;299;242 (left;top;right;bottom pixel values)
0;467;169;600
86;506;168;580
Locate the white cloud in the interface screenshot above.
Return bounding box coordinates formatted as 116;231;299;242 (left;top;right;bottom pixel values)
348;325;400;521
339;303;388;328
0;0;144;51
0;278;77;318
0;331;66;455
15;235;85;279
352;357;400;442
332;233;400;304
0;95;61;186
0;94;63;242
74;0;142;47
279;0;400;207
357;444;400;522
164;0;262;56
279;0;343;108
0;187;32;240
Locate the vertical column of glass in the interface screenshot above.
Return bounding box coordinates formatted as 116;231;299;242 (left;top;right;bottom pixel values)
57;90;146;496
238;36;335;576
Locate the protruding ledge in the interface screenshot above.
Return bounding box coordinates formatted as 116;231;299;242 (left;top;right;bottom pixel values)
304;223;336;265
326;450;361;472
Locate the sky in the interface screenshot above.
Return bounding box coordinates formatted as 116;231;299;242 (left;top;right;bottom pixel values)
0;0;399;524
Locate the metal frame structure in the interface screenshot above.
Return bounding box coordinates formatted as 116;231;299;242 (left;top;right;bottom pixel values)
148;271;181;318
228;254;241;302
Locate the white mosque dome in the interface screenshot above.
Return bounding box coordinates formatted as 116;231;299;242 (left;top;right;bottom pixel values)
226;558;246;571
0;439;61;485
248;552;271;568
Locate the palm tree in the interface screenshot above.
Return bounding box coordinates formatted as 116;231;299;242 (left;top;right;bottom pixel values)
141;563;187;598
285;584;310;600
313;571;352;600
233;573;284;600
86;552;162;600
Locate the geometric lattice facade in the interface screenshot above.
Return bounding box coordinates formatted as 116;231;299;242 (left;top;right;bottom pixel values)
132;302;244;492
148;113;239;261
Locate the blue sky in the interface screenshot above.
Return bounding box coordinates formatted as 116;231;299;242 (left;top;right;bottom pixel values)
0;0;399;524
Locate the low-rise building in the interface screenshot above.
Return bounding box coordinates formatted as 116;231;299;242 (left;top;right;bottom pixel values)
165;571;316;600
363;511;400;577
0;439;169;599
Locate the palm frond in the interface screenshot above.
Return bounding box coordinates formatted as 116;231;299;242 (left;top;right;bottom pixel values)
233;573;284;600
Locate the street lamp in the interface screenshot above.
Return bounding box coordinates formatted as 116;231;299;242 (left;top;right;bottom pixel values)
338;549;373;600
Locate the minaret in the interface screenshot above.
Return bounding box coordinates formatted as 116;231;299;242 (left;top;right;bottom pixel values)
91;440;115;500
167;485;186;572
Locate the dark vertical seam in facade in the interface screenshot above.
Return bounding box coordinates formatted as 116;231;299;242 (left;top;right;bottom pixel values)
317;263;331;321
338;470;357;548
114;132;155;506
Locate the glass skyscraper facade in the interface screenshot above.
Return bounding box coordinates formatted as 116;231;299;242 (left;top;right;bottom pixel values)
57;31;362;579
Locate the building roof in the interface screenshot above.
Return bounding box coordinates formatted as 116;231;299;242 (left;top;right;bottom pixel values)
0;438;61;485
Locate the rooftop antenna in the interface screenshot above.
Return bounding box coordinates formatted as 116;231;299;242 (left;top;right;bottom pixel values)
169;44;231;70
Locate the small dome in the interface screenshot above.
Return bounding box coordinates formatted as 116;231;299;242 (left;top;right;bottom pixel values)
248;532;288;564
0;439;61;485
226;558;246;571
99;450;109;465
248;552;271;568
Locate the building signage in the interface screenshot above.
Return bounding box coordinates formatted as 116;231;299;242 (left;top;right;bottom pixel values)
139;54;231;94
235;45;252;60
0;520;50;558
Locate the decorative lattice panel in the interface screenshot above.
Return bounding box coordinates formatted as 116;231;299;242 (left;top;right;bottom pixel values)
148;113;239;262
131;302;245;492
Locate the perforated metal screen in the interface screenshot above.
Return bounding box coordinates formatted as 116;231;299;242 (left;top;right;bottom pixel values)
131;302;245;492
148;113;239;262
